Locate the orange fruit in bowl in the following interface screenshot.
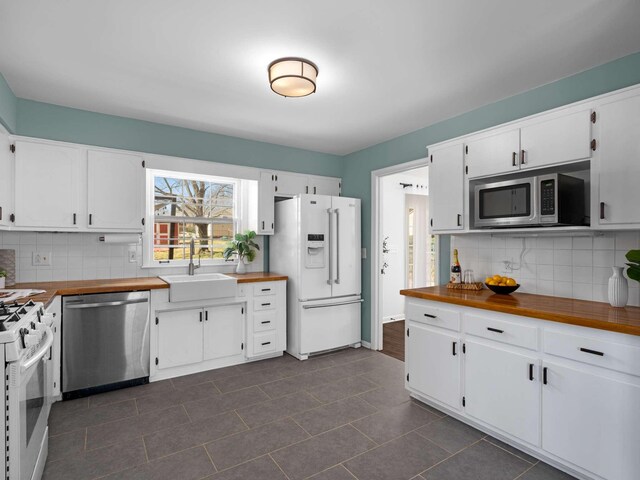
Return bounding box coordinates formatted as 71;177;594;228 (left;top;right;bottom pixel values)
506;278;517;286
492;274;502;281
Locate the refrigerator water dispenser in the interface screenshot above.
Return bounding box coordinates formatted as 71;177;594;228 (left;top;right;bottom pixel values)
305;234;325;268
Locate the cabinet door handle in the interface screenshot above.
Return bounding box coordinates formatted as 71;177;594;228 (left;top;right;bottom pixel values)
529;363;534;381
205;311;208;321
520;149;526;165
543;367;548;385
457;214;462;226
199;311;203;322
600;202;605;220
452;342;457;356
424;313;437;319
487;327;504;333
512;152;517;167
89;213;92;225
580;347;604;357
262;221;265;230
73;213;77;225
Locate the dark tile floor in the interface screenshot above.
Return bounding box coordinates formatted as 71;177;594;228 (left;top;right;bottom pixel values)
44;348;577;480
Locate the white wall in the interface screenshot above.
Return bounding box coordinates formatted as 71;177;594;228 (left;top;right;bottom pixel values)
380;167;429;320
451;231;640;306
0;230;264;283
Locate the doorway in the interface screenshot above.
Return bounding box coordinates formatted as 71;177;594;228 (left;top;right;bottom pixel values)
371;160;440;354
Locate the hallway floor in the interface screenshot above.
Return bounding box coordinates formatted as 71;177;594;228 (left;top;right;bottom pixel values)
381;319;405;362
44;348;575;480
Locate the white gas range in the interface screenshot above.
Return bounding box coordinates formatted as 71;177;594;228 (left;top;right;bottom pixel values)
0;299;56;480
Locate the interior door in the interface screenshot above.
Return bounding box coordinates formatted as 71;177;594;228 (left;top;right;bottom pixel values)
465;129;520;178
299;195;332;300
157;309;203;369
429;143;464;231
87;150;143;230
542;361;640;480
14;141;81;228
464;340;540;446
406;322;460;409
203;304;244;360
331;196;361;297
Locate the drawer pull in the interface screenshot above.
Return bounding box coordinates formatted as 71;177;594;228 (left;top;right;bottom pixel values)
487;327;504;334
260;320;271;325
529;363;534;381
424;313;437;319
261;303;271;307
452;342;457;356
580;347;604;357
261;341;271;346
261;288;271;292
543;367;548;385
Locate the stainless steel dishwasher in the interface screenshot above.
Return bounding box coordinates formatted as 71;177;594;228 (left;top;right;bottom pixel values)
62;291;150;398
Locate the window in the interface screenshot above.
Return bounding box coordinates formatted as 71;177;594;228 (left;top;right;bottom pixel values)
151;172;238;264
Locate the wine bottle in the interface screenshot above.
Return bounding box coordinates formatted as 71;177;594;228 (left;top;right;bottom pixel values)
451;249;462;284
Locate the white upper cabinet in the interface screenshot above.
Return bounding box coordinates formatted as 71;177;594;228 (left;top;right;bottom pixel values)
429;143;464;231
465;129;520;179
14;141;81;229
0;131;12;228
87;150;144;231
257;171;275;235
309;176;341;196
520;109;592;170
596;91;640;226
274;172;306;196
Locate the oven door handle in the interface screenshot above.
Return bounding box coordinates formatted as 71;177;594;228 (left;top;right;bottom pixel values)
20;326;53;374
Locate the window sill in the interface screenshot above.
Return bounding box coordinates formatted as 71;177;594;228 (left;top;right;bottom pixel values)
140;261;237;269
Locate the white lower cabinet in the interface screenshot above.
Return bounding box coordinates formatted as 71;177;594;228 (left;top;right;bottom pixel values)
405;297;640;480
464;340;539;446
542;361;640;480
406;321;460;410
157;308;204;369
203;304;244;361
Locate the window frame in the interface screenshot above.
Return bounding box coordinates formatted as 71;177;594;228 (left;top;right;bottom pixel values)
144;169;243;267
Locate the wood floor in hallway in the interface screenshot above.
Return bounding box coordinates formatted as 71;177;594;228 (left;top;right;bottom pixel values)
381;320;405;362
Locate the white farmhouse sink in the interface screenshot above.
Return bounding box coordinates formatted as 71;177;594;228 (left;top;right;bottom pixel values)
159;273;237;302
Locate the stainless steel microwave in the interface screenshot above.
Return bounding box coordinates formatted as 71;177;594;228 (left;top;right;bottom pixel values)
474;173;585;228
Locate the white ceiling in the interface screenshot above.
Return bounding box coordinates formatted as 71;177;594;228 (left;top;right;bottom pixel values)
1;1;639;155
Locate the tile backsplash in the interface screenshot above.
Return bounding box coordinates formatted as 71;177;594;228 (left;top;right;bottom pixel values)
0;231;263;283
451;231;640;306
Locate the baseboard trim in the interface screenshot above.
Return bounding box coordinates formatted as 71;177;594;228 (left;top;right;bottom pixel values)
361;340;372;349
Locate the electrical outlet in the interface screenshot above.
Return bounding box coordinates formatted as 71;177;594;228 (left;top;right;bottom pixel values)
32;251;52;266
128;247;137;263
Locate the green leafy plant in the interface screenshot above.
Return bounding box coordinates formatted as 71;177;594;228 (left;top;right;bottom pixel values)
223;231;260;263
0;269;6;278
626;250;640;283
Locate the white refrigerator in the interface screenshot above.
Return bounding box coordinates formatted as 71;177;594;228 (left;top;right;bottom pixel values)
270;194;362;360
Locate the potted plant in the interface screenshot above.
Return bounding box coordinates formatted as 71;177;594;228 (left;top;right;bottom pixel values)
626;250;640;284
223;231;260;274
0;269;6;289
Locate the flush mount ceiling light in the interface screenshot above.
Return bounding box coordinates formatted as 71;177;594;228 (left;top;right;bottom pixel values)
268;57;318;98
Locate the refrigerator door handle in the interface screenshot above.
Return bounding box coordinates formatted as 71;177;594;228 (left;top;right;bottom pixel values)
303;299;364;309
327;208;333;285
335;208;340;284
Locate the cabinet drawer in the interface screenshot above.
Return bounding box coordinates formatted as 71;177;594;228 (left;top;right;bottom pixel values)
465;313;538;351
254;298;276;312
253;282;277;296
406;300;460;331
544;330;640;377
253;331;277;355
253;311;277;332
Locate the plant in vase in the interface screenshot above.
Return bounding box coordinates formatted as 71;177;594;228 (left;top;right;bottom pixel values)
626;250;640;284
0;269;6;289
223;231;259;274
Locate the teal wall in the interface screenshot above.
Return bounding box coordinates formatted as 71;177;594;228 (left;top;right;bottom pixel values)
0;73;17;133
342;51;640;343
15;99;343;177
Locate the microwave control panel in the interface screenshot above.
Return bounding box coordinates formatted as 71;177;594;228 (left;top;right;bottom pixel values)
305;234;325;268
540;179;555;216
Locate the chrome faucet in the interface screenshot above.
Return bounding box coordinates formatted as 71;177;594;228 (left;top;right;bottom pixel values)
188;238;201;275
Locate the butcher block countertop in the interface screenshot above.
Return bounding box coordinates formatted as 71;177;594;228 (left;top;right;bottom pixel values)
400;286;640;337
13;272;287;307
